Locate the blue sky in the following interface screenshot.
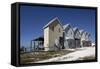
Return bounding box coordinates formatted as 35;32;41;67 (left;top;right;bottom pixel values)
20;5;96;47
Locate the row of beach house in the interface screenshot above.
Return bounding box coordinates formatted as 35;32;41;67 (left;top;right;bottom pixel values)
32;17;91;51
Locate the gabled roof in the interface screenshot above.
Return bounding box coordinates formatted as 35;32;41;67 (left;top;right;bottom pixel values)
88;33;91;36
73;27;81;39
79;30;84;35
63;24;73;33
73;27;78;32
63;24;70;30
85;32;91;37
82;31;87;37
73;27;81;35
43;17;63;29
85;32;88;36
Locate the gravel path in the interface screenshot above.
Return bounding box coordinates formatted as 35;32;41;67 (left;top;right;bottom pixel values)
36;47;95;63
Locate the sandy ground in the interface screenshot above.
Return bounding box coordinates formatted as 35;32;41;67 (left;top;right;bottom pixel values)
36;47;95;63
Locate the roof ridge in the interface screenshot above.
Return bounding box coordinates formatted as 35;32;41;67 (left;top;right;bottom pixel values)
43;17;63;29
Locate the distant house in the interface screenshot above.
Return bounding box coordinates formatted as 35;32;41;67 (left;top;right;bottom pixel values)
84;32;91;47
79;30;85;47
43;17;64;51
31;36;44;51
63;24;75;48
80;31;91;47
87;33;91;46
73;27;81;48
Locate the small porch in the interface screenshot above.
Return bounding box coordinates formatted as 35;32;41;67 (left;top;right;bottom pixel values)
30;36;44;51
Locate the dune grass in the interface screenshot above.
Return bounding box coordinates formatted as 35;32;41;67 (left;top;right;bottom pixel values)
20;50;74;64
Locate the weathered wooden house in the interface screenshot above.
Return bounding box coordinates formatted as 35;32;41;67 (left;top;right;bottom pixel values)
79;30;85;47
80;30;91;47
83;32;91;47
41;17;92;51
43;17;64;51
63;24;75;48
86;33;91;46
73;27;81;48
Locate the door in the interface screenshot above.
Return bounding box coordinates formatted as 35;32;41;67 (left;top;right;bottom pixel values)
59;37;64;49
67;39;75;48
75;39;80;48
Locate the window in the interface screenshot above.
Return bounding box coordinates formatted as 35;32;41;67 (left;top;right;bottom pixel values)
51;26;54;31
71;32;72;35
58;28;60;32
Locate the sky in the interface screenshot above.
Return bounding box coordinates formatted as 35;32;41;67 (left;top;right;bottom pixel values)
20;5;96;47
